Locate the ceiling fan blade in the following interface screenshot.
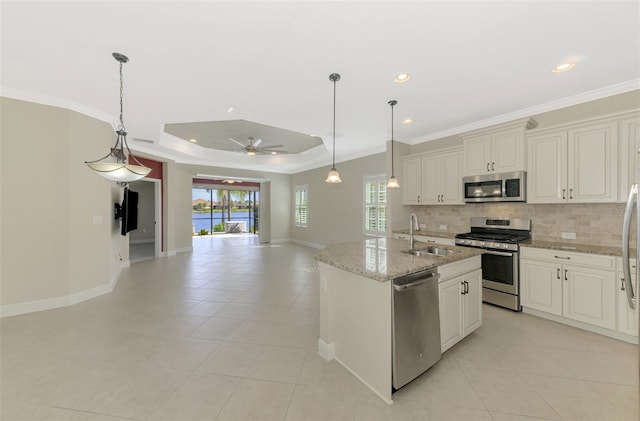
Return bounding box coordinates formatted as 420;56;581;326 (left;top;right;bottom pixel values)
228;137;247;148
253;138;263;147
260;144;284;149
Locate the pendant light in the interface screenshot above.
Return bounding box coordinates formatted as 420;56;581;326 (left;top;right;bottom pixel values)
387;100;400;188
326;73;342;183
85;53;151;186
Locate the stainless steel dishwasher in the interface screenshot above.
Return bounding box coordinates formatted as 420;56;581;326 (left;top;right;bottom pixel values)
392;268;441;390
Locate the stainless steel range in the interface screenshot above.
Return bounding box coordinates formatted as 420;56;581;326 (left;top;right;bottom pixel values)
455;217;531;311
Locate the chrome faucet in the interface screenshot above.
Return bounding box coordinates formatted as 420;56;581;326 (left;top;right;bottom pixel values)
409;213;420;249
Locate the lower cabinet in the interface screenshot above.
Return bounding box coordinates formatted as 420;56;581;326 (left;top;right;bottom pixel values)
439;268;482;352
521;247;620;335
616;258;639;336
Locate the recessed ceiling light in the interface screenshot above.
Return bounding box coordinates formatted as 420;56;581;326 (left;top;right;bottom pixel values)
552;63;575;73
189;138;198;143
394;73;411;83
402;118;413;125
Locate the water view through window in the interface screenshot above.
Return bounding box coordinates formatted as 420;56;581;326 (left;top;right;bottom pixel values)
192;187;259;235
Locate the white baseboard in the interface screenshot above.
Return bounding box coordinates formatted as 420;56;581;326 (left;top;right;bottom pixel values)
318;339;335;361
523;307;638;344
0;261;127;318
290;239;325;250
175;246;193;254
130;239;155;245
167;250;177;257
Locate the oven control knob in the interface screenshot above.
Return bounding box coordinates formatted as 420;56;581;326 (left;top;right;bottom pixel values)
481;241;485;247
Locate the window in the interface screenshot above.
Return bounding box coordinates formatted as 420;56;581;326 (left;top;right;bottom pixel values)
364;174;387;235
295;184;308;227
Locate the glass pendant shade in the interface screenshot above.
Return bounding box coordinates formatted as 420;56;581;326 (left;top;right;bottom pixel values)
387;175;400;189
86;162;151;183
326;168;342;183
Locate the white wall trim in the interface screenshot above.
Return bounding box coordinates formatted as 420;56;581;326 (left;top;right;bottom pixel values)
318;339;335;361
167;250;177;257
0;262;127;318
523;307;638;344
1;87;117;129
174;247;193;254
290;239;325;250
130;239;155;245
411;79;640;144
335;356;394;405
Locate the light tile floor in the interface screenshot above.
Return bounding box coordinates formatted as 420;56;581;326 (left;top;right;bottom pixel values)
1;236;638;420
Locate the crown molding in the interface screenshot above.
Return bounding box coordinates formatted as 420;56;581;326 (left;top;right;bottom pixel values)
0;86;117;129
410;79;640;144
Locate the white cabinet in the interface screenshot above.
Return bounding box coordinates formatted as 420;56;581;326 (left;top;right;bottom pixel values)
618;113;640;201
401;147;463;205
402;157;421;205
527;121;618;203
521;258;562;315
616;258;639;336
439;267;482;352
462;118;537;176
521;247;616;331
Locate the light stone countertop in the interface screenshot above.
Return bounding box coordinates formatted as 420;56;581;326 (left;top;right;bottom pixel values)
521;240;628;257
315;237;483;282
392;230;456;239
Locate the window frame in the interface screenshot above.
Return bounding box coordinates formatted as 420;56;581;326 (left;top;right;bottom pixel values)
294;184;309;228
363;174;387;236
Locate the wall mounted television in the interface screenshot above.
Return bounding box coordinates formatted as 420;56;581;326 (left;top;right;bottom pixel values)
114;187;139;236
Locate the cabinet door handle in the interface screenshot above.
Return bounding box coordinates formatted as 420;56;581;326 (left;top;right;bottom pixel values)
569;188;573;200
487;163;490;172
461;282;466;295
557;268;561;280
491;162;495;171
564;269;568;281
554;255;571;260
621;277;626;291
562;189;566;200
417;195;421;203
465;281;469;294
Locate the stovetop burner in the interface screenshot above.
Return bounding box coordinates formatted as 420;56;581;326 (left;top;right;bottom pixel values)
455;217;531;251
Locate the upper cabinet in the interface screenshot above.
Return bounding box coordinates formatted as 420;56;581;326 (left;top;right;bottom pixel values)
461;118;538;176
526;113;640;204
401;147;463;205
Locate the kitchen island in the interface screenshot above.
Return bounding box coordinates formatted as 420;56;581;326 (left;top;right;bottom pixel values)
315;237;483;404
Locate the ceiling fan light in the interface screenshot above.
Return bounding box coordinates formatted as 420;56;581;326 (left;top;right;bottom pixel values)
247;151;256;156
326;168;342;183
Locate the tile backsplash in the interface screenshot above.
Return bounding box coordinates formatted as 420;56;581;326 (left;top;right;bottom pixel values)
410;202;633;248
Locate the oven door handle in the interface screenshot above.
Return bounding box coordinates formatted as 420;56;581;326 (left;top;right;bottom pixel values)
482;250;514;257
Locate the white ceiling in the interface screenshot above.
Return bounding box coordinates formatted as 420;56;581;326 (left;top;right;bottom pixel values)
2;1;639;174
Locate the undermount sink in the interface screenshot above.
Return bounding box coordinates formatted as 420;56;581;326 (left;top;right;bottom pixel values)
404;246;455;257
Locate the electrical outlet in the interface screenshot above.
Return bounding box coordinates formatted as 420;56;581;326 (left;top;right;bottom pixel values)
439;224;447;230
420;224;426;229
561;232;576;240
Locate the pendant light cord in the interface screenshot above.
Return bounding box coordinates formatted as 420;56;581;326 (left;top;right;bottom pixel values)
118;60;125;132
332;77;336;169
390;102;394;175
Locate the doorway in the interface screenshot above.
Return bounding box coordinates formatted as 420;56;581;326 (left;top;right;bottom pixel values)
128;179;161;262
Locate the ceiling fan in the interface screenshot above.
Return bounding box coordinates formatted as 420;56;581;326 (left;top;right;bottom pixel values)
227;137;287;156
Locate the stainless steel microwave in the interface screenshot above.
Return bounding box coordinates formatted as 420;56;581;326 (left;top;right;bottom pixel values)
463;171;526;203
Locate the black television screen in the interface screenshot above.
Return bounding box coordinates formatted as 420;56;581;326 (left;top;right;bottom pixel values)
121;188;139;236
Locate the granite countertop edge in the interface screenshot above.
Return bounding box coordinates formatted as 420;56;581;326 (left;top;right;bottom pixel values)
521;240;625;257
392;230;456;239
315;238;483;282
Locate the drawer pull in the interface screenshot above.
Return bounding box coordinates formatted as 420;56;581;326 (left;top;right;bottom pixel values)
564;269;568;281
557;268;561;280
621;277;626;291
554;255;570;260
569;188;574;200
562;189;566;200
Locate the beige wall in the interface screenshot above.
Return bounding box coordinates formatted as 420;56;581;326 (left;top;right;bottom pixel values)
1;98;124;308
291;153;385;247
